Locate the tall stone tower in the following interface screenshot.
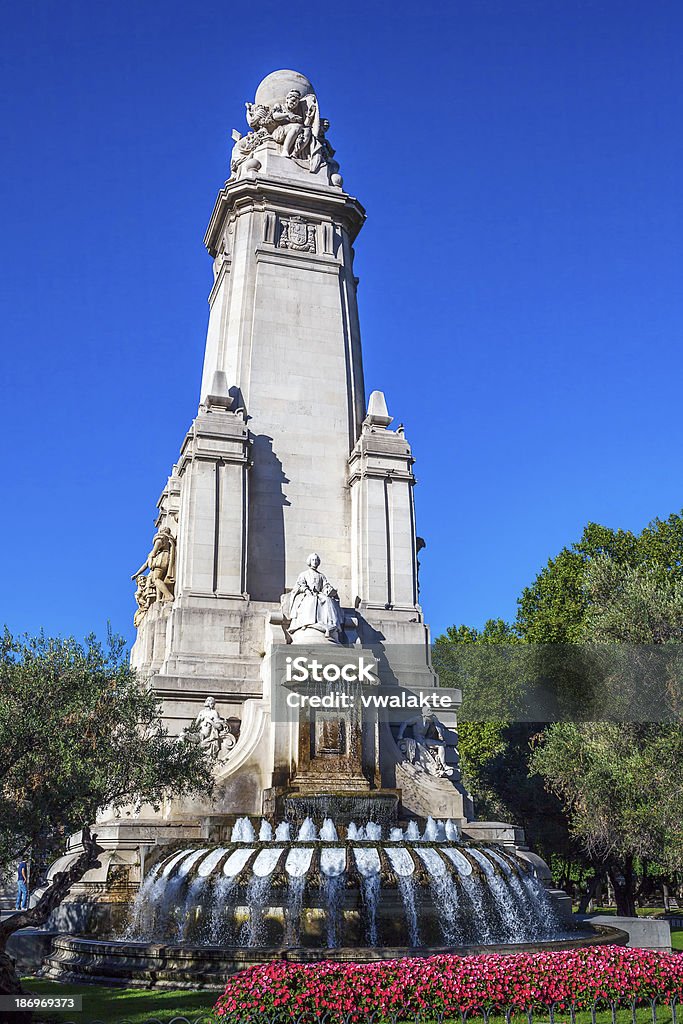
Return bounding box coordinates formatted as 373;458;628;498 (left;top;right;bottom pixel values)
127;69;469;832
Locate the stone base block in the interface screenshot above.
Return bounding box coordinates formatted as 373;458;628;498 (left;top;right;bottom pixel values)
580;914;672;952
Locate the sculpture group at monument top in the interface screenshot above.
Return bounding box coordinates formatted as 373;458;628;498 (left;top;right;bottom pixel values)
231;69;342;185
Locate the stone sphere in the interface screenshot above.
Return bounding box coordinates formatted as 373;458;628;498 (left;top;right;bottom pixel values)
254;69;315;107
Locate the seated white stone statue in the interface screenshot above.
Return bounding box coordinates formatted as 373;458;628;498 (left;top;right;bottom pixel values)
398;712;454;778
283;553;344;644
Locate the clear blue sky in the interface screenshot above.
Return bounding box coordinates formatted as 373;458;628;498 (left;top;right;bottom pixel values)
2;0;682;646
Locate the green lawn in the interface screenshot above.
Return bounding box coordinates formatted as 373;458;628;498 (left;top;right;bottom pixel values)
22;978;218;1023
572;904;674;918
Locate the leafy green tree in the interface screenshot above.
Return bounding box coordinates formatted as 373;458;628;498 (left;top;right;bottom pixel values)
517;513;683;643
0;630;214;1000
529;524;683;914
436;511;683;897
433;621;579;869
530;721;683;915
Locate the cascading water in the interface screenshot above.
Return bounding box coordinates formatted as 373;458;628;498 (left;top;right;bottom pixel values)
482;856;530;941
485;848;541;938
353;847;381;945
122;861;164;939
203;876;237;945
414;847;462;945
320;845;346;947
515;867;565;938
286;875;305;945
123;816;578;951
179;875;206;942
385;847;420;945
239;874;273;947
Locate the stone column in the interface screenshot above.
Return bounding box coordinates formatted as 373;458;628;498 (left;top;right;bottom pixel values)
175;394;250;600
348;391;419;612
201;168;366;604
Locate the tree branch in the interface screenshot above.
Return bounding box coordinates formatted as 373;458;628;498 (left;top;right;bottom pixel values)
0;825;103;948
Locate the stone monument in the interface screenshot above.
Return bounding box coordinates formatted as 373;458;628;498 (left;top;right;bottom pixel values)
52;71;556;931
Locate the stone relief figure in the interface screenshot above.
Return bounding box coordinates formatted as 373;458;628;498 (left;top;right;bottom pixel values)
235;84;342;185
265;89;307;155
184;697;240;761
397;712;454;778
131;526;176;607
230;128;268;177
194;697;227;758
283;553;345;644
133;573;153;628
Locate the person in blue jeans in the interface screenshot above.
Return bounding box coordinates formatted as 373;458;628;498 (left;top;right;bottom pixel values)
16;859;29;910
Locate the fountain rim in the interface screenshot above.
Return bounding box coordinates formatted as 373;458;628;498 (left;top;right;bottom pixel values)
54;923;629;954
46;923;631;986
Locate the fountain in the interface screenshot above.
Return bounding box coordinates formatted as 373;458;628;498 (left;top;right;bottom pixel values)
43;813;626;987
41;68;628;986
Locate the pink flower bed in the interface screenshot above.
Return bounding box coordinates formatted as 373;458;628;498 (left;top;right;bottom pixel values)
213;947;683;1022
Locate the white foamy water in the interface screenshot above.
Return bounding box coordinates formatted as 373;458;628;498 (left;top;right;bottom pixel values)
445;819;460;841
197;847;230;877
297;817;318;841
442;847;473;877
285;846;314;877
252;847;284;877
415;847;447;876
353;847;381;877
320;818;339;841
320;847;346;877
485;848;513;876
231;817;256;842
258;820;274;842
160;848;193;878
422;817;445;842
385;846;415;877
274;821;291;841
467;848;495;876
177;849;210;877
222;848;255;877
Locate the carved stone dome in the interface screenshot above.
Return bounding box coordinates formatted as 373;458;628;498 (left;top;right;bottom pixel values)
254;69;315;106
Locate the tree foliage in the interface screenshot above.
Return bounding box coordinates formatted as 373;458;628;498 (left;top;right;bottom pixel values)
529;538;683;911
436;510;683;901
0;630;214;876
433;620;577;867
517;513;683;643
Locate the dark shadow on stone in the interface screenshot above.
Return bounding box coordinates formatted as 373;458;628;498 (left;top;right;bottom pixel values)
247;434;289;601
228;385;246;411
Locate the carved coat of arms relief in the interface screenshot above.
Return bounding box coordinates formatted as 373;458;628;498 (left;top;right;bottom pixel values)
280;215;316;252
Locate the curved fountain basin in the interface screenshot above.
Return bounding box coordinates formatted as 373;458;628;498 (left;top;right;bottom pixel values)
43;925;629;990
116;831;570;955
57;815;582;979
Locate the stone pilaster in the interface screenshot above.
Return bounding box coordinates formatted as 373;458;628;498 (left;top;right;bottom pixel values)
175;400;250;600
348;392;419;613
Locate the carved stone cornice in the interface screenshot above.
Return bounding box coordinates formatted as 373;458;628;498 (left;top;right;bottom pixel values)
204;177;366;256
178;408;250;474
